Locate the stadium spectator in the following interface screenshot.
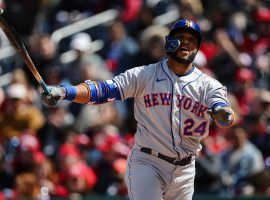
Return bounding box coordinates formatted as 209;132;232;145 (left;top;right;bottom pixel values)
0;83;45;140
218;125;265;197
99;20;139;74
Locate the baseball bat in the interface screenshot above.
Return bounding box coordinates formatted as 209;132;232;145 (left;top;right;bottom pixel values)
0;9;50;94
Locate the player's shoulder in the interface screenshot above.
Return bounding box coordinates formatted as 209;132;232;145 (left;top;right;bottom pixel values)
195;67;223;87
127;60;161;75
136;61;161;70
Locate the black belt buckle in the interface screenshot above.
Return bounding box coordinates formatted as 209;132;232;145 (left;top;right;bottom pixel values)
174;156;192;166
173;158;182;165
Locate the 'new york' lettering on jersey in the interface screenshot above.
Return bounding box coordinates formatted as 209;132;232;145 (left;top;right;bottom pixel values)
143;93;208;118
113;59;230;158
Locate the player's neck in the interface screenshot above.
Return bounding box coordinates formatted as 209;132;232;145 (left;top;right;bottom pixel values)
167;58;193;76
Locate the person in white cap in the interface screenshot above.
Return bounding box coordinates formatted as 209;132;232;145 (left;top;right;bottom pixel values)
65;32;111;85
0;83;45;139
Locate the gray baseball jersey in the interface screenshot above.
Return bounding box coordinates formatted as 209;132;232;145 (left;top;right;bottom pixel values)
113;59;229;158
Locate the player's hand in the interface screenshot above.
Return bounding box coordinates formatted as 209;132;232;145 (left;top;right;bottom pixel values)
41;86;65;106
207;106;235;127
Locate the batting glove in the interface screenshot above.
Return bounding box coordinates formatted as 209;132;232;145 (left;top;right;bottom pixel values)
41;86;66;106
207;106;235;127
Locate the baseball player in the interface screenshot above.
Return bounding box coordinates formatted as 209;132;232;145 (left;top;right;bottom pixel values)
41;19;235;200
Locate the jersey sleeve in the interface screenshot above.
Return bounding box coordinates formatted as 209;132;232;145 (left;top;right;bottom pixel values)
205;77;230;108
112;66;150;101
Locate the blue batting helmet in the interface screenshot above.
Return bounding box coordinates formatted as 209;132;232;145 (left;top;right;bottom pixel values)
165;19;202;53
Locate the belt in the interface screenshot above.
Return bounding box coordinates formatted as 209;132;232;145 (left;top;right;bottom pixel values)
140;147;192;166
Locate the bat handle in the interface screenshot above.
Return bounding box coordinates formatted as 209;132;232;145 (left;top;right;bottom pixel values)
40;80;50;95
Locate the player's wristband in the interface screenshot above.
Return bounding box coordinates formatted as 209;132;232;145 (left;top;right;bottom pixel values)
60;84;77;101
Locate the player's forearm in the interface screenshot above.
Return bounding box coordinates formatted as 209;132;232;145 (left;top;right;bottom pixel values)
61;80;121;104
61;83;90;104
41;80;121;106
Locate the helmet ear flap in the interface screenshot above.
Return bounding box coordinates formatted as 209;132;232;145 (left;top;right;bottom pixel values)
165;35;181;53
167;19;202;49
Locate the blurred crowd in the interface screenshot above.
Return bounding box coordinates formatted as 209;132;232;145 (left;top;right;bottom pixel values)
0;0;269;199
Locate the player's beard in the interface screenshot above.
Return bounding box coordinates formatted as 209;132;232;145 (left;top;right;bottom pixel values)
169;50;197;64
